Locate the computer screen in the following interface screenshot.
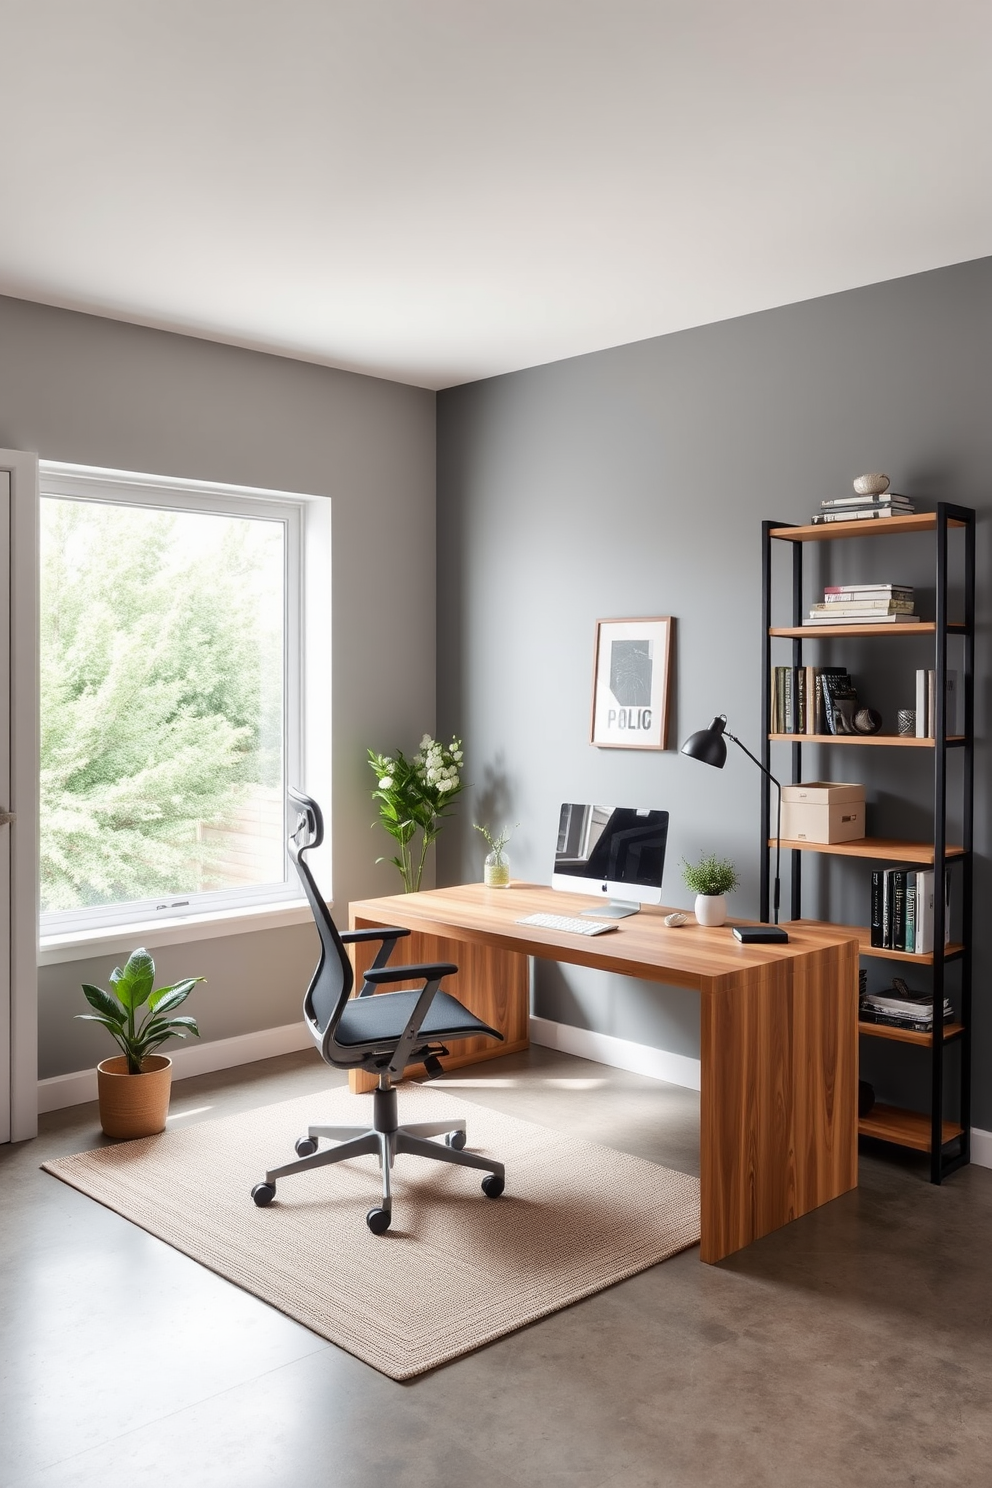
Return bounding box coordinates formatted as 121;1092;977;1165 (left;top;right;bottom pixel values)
552;804;669;916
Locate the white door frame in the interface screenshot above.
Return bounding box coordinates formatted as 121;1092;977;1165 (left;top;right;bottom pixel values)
1;449;39;1143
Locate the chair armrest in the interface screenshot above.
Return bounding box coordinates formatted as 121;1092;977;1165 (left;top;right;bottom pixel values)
339;926;411;945
363;961;458;985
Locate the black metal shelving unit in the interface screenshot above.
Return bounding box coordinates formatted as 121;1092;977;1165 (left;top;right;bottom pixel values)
759;504;975;1183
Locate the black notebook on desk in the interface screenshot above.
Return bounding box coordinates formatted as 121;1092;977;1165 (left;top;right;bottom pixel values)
732;925;790;944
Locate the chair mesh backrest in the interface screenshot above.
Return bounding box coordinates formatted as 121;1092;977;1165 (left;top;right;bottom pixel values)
287;788;354;1033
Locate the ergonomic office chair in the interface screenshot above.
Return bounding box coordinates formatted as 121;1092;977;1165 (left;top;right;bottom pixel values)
251;788;505;1233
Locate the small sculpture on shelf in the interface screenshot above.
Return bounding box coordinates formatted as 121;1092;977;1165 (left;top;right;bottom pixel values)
852;473;890;495
853;707;882;735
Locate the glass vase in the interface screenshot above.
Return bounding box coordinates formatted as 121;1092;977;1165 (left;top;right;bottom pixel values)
484;850;511;888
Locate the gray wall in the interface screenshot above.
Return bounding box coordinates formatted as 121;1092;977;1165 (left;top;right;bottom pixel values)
0;295;436;1079
436;256;992;1125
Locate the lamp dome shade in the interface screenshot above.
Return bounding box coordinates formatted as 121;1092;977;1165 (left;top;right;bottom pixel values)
680;717;728;768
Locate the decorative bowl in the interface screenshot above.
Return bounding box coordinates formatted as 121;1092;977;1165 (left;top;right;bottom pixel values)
852;473;889;496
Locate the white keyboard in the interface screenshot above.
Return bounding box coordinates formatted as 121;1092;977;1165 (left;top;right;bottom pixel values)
516;912;619;936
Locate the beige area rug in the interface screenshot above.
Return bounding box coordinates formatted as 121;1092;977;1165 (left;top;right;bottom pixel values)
43;1084;699;1380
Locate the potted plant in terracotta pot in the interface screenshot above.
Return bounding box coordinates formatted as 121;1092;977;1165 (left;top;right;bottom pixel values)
77;948;205;1139
681;853;740;928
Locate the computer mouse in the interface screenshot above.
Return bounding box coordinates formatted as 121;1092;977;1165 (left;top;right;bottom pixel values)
664;912;688;927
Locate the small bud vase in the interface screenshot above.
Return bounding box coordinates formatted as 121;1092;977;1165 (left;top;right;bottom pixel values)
484;850;511;888
694;893;727;927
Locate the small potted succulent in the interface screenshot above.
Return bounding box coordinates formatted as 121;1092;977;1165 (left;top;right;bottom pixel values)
681;853;740;928
474;822;517;888
77;948;205;1139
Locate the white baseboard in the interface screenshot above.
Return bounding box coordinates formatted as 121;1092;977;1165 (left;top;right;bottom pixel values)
529;1015;701;1092
969;1128;992;1169
37;1022;314;1114
529;1020;992;1168
38;1016;992;1170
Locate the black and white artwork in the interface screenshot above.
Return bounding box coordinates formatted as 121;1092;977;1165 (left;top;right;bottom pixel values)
591;617;673;749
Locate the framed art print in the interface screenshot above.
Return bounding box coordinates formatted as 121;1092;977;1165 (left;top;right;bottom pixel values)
590;616;673;749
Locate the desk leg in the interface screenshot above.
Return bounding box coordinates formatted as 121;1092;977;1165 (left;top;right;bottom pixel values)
347;919;530;1096
699;941;858;1264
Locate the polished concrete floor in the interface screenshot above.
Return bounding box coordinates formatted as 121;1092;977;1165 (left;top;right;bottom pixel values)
2;1044;990;1488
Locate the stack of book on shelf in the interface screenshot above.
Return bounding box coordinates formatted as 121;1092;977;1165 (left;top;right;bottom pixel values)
811;492;916;524
860;980;953;1034
802;583;919;626
915;668;961;738
870;866;950;954
770;665;858;734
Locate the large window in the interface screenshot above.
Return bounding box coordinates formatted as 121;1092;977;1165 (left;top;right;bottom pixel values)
39;463;327;938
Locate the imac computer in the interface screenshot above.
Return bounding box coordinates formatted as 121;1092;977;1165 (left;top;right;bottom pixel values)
552;803;669;918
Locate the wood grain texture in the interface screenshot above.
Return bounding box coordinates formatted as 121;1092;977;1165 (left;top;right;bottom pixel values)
348;885;859;1263
859;1103;963;1152
859;1020;964;1047
773;836;965;864
350;883;853;994
769;513;965;543
347;914;529;1096
699;938;858;1262
768;733;966;748
790;917;964;967
771;622;936;638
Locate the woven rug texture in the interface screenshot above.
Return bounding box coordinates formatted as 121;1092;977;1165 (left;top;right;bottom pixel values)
43;1083;700;1379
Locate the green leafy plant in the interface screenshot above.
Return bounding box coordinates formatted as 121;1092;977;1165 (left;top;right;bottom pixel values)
76;948;205;1074
368;734;465;892
681;853;740;897
473;822;516;863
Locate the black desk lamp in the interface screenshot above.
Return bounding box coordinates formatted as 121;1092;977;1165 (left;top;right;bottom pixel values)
680;715;786;933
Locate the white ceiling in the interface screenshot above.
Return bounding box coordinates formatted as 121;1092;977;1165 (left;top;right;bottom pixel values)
3;1;991;390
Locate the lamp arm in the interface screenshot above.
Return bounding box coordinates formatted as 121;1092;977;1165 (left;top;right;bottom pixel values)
726;731;783;925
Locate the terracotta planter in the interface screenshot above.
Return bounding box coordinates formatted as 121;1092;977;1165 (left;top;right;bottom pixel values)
96;1054;172;1139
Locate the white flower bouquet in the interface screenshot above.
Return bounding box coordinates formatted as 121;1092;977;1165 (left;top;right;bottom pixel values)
367;734;465;892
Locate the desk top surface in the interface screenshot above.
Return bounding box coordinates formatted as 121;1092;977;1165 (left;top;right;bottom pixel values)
349;882;857;992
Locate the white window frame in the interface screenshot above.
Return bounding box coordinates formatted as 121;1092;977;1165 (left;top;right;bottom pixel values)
37;461;331;951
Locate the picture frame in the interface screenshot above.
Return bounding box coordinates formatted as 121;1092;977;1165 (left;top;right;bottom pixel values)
590;616;673;750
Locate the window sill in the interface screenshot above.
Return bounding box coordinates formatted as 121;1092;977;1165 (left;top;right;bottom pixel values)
38;901;315;967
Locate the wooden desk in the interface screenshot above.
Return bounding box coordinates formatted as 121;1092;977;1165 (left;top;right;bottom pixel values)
348;883;859;1264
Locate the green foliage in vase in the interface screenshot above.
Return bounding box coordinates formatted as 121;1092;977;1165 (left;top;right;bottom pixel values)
680;853;740;897
368;735;464;892
473;822;517;863
76;948;205;1074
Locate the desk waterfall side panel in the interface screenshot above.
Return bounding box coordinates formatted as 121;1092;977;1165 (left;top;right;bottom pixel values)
698;937;858;1263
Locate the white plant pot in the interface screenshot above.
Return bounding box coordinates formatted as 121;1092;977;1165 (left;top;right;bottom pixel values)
694;893;727;928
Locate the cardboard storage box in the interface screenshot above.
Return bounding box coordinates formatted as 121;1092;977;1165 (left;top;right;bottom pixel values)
780;781;865;844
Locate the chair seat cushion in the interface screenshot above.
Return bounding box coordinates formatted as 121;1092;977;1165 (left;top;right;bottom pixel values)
335;989;500;1048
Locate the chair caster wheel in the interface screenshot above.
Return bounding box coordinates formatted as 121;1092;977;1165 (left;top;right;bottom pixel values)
251;1183;276;1207
481;1174;505;1199
295;1136;318;1157
445;1130;466;1150
366;1207;391;1235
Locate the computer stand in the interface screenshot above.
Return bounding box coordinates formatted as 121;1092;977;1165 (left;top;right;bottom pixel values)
580;901;640;920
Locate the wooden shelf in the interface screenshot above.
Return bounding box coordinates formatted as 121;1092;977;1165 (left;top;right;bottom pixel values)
859;1020;964;1047
770;512;966;543
859;1102;964;1153
789;919;964;966
769;733;965;748
771;621;935;638
772;836;965;864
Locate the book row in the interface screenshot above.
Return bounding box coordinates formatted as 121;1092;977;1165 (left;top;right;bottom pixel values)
770;666;861;734
870;867;950;955
915;668;961;738
811;494;916;524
